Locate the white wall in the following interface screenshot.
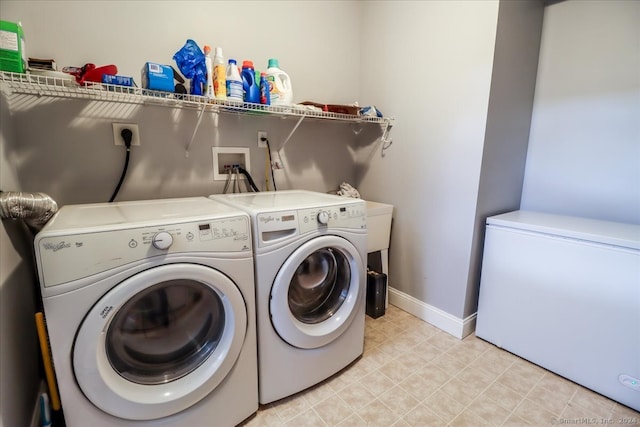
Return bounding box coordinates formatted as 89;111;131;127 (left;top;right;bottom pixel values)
521;0;640;224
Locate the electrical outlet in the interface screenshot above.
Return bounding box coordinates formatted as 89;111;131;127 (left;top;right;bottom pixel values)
112;123;141;146
257;131;268;148
270;151;284;170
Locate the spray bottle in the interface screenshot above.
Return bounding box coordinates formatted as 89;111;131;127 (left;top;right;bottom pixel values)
260;72;270;105
203;45;214;98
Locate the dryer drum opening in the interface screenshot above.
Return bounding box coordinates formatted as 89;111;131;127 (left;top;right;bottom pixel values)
106;279;226;385
288;247;351;324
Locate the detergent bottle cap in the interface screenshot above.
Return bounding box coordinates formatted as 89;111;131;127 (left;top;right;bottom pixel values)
267;58;280;69
214;47;223;57
228;59;237;65
204;45;211;55
242;60;254;69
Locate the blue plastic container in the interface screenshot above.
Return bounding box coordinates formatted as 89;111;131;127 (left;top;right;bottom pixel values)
241;60;259;104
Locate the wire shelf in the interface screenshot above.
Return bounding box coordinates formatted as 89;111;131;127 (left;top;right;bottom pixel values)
0;71;388;124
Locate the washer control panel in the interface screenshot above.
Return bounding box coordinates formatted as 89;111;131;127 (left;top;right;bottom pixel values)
36;215;251;287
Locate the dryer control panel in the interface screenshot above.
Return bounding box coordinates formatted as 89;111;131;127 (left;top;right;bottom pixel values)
255;202;366;248
35;215;251;287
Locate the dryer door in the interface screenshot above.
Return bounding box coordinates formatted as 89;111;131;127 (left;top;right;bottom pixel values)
270;235;364;349
73;263;247;420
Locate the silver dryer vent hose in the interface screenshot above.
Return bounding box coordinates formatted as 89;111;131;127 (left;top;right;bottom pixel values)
0;191;58;229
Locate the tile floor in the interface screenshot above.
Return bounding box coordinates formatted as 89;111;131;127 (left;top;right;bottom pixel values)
241;305;639;426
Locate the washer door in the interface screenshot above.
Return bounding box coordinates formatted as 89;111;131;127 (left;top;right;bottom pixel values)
73;263;247;420
270;235;364;349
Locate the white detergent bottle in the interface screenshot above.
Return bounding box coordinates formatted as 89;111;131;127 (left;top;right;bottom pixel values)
266;58;293;106
203;45;214;98
226;59;243;102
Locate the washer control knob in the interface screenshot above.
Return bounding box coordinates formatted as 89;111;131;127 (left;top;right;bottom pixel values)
317;211;330;225
152;231;173;250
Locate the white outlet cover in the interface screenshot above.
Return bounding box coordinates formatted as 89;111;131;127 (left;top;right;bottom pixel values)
112;123;140;146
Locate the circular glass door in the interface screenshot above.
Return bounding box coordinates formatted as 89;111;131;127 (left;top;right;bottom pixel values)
74;263;247;421
270;235;364;349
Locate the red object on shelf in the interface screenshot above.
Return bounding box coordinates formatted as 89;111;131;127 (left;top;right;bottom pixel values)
63;63;118;84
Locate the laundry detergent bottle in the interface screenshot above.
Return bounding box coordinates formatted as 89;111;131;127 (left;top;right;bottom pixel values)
241;60;259;104
212;47;226;100
225;59;243;102
266;58;293;106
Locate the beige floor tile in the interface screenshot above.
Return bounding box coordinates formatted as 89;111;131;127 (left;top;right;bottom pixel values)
335;413;368;427
379;385;420;417
466;393;512;425
426;330;460;352
611;403;640;420
512;398;558;426
423;389;466;423
466;354;508;380
482;381;526;412
480;344;519;367
312;394;352;426
431;351;470;376
357;370;396;397
411;340;444;363
357;399;402;427
272;394;312;422
376;320;406;338
302;381;336;406
440;377;479;406
402;403;447;427
503;413;534;426
527;379;573;416
247;306;637;427
456;364;496;390
496;363;543;396
283;408;327;427
378;357;418;384
337;381;377;411
398;372;441;402
561;401;610;422
570;386;616;418
444;342;484;366
449;408;491;426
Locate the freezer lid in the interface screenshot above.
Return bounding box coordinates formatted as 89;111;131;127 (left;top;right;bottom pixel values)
487;210;640;250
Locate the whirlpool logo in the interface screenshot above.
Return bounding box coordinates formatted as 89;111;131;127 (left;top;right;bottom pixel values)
43;241;71;252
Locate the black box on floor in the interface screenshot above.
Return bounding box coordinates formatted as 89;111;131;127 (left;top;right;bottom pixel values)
366;269;387;319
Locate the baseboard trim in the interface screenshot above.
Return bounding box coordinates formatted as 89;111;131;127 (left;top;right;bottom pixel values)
388;287;476;339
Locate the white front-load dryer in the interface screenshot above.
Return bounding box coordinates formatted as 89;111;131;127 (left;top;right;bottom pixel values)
210;190;367;404
34;197;258;427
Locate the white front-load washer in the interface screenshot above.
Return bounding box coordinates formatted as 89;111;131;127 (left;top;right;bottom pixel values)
34;197;258;426
210;190;367;404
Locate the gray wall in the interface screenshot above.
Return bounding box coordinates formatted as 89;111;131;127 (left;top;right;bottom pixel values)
0;2;366;426
2;1;638;425
521;0;640;224
357;0;502;322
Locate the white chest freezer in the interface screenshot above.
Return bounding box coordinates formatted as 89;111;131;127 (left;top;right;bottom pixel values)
476;210;640;411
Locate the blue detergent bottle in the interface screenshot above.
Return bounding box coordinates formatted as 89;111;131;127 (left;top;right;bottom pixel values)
241;60;260;104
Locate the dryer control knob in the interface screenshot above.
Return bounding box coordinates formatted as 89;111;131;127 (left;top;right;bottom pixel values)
152;231;173;250
317;211;330;225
